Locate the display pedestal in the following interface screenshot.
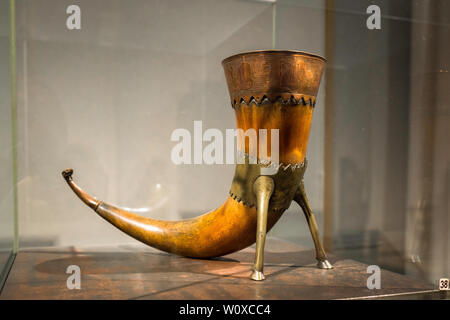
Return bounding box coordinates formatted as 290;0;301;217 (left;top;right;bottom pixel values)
0;238;444;300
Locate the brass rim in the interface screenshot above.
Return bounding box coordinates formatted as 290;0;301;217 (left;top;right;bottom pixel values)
221;49;327;65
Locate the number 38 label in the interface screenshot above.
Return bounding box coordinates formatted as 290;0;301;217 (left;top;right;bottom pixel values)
439;278;449;291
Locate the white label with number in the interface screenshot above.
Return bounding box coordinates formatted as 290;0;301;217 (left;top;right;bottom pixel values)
439;278;449;291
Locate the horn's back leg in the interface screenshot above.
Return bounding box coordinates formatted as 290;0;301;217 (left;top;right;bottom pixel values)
294;181;333;269
250;175;274;281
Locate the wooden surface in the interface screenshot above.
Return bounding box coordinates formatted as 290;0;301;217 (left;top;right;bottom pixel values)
0;238;439;300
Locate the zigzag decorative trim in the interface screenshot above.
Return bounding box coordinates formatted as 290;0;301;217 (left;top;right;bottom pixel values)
237;151;307;172
229;190;255;208
229;191;289;213
232;94;316;109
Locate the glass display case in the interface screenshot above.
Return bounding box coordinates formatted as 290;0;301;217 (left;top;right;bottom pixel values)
0;0;16;291
0;0;448;300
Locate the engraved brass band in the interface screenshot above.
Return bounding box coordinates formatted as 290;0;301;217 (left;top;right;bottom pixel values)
230;155;307;212
222;50;325;108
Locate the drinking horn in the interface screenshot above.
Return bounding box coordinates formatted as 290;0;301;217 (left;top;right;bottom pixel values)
62;50;332;281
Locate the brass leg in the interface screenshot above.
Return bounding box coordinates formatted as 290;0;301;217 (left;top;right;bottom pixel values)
294;181;333;269
250;176;275;281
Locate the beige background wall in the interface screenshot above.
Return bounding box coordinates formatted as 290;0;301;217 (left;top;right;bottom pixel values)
15;0;327;248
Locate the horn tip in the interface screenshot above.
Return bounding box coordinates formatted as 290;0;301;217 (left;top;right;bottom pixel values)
62;168;74;180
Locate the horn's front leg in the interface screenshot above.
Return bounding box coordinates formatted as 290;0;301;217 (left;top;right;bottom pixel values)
250;176;275;281
294;181;333;269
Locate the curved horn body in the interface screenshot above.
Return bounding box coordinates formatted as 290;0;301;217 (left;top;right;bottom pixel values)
63;50;326;258
63;168;283;258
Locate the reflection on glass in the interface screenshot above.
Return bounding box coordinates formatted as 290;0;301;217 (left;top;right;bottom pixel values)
0;0;15;289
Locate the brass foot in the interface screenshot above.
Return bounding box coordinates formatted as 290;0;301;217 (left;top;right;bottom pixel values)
250;269;265;281
294;179;333;270
250;175;274;281
317;259;333;269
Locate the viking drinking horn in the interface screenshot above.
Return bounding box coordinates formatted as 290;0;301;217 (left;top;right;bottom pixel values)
62;50;332;281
